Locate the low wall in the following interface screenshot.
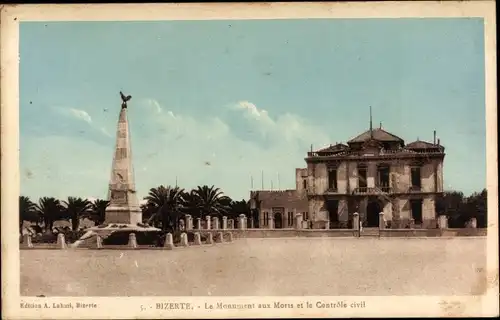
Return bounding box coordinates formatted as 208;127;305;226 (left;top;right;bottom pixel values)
207;229;358;238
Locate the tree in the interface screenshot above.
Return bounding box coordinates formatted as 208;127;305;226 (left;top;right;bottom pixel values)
84;199;109;226
19;196;38;234
466;189;487;228
144;185;185;231
63;197;92;230
35;197;64;233
187;185;231;218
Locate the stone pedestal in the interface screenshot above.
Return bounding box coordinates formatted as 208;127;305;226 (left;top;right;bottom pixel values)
164;233;174;250
228;219;234;229
212;216;220;230
379;212;385;229
206;233;214;244
180;232;189;247
222;216;228;229
23;234;33;248
194;232;202;245
353;212;359;231
196;218;202;230
238;214;246;230
409;218;415;229
96;234;103;249
324;220;330;230
216;232;224;243
205;216;211;230
228;232;233;242
295;213;303;230
57;233;66;249
185;215;193;230
128;233;137;249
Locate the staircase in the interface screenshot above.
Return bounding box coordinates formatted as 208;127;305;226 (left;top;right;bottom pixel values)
360;227;380;238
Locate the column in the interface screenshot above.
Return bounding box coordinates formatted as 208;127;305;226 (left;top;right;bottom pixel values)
180;233;189;247
228;219;234;229
196;218;202;230
353;212;359;231
128;233;137;249
194;232;202;245
238;214;246;230
164;233;174;250
185;214;193;230
295;212;303;230
205;216;211;230
212;216;220;230
222;216;228;229
267;213;274;229
57;233;67;249
379;212;385;229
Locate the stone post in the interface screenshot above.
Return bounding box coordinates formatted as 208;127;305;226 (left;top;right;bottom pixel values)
57;233;67;249
185;214;193;230
228;232;233;242
267;213;274;229
164;233;174;250
23;234;33;248
206;233;214;244
180;232;189;247
216;232;224;243
324;219;330;230
179;219;185;231
353;212;359;231
194;232;202;245
243;216;248;229
379;212;385;229
205;216;211;230
222;216;228;230
228;219;234;229
295;212;303;230
470;217;477;229
409;218;415;229
96;234;103;249
238;214;246;230
128;233;137;249
212;216;220;230
196;218;202;230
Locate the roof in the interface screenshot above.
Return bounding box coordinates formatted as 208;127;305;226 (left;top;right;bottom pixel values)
316;143;349;153
406;140;439;149
348;128;404;143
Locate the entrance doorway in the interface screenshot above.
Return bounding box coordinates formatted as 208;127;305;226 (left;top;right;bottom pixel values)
326;200;339;228
274;212;283;229
366;199;382;227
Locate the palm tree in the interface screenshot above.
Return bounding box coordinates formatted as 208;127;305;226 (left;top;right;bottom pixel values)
19;196;38;234
229;199;250;219
35;197;64;233
187;185;231;218
63;197;92;230
85;199;109;226
144;185;185;231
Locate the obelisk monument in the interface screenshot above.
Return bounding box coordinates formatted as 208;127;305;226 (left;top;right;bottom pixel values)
104;91;142;225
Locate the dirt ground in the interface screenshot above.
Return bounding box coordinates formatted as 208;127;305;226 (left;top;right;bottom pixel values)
20;237;487;296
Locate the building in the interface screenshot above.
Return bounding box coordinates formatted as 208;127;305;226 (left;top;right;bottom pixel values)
250;118;445;229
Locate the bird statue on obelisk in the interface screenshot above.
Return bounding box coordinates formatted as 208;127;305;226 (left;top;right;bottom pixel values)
104;91;142;225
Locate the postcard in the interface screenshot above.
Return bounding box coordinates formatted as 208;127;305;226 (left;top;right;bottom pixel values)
1;2;498;319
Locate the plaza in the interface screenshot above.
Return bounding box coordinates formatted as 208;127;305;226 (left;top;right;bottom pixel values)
21;237;486;296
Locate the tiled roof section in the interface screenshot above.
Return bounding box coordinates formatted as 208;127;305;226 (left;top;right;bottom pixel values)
348;128;404;143
316;143;349;153
406;140;439;149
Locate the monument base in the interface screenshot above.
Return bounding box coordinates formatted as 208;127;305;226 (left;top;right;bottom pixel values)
105;206;142;225
71;223;161;248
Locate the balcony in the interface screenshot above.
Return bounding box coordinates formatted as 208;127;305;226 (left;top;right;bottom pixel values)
352;187;393;195
408;186;422;193
324;187;340;194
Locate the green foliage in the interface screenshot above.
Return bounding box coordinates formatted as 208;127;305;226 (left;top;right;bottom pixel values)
19;196;40;233
35;197;65;232
62;197;92;230
436;189;488;228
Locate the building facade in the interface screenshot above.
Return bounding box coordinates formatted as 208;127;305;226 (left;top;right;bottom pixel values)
250;124;445;229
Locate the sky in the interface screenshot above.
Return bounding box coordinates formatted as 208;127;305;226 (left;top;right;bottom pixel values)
20;18;486;201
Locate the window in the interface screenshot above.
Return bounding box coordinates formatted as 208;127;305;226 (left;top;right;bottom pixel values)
287;212;294;227
263;212;269;226
410;200;423;224
358;168;367;188
377;166;390;189
411;167;421;188
303;179;307;190
328;168;338;190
